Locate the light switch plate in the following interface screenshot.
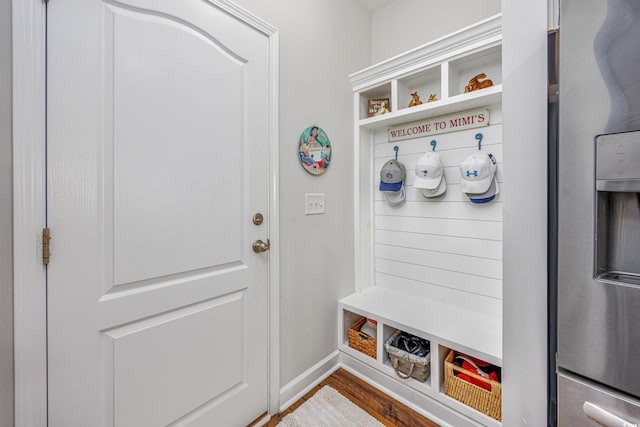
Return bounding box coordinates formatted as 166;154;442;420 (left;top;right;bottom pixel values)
305;193;325;215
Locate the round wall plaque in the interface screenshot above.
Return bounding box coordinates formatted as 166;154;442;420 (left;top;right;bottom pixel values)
298;125;332;175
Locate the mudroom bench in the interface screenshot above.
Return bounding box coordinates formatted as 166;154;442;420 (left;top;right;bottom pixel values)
342;14;504;427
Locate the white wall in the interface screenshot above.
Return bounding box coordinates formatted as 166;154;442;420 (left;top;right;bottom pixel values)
502;2;548;426
231;0;371;387
0;0;13;425
371;0;501;63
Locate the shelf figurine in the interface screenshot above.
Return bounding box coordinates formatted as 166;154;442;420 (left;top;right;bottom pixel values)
368;98;390;117
464;73;493;93
427;94;438;103
408;91;423;107
375;100;390;116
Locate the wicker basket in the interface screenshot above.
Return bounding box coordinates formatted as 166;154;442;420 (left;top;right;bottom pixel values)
348;317;376;359
444;350;502;421
384;331;430;382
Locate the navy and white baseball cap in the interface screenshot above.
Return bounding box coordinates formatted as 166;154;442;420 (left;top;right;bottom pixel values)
460;151;497;194
379;159;406;205
379;159;406;191
414;151;446;198
467;175;500;204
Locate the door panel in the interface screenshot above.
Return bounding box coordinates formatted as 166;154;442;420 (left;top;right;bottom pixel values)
109;4;245;284
47;1;271;425
107;291;246;426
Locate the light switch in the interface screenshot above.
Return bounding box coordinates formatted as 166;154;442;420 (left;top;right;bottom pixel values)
305;193;325;215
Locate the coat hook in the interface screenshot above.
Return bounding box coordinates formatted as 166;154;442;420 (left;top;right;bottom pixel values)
475;133;483;150
430;140;437;152
394;145;399;160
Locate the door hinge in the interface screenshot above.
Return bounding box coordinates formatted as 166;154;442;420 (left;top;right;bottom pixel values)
42;227;51;266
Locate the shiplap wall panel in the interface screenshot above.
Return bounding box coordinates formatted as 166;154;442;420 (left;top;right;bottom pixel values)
375;201;503;221
376;244;502;279
373;104;503;301
375;216;502;240
376;273;502;315
376;259;502;298
376;230;502;260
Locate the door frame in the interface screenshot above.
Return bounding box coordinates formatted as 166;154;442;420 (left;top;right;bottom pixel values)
11;1;280;425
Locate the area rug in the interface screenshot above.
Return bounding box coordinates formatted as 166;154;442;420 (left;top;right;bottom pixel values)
277;386;384;427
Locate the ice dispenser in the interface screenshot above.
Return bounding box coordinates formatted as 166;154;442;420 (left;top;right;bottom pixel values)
595;131;640;285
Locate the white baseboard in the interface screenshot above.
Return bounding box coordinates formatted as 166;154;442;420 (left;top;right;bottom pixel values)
278;350;341;412
278;350;485;427
250;413;271;427
339;352;480;427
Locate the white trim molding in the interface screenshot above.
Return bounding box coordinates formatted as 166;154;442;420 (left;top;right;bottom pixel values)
502;2;548;426
278;350;341;413
12;0;47;425
548;0;559;30
206;0;277;36
348;13;502;92
267;27;281;417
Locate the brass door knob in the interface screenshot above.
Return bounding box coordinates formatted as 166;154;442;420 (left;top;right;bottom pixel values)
252;239;270;253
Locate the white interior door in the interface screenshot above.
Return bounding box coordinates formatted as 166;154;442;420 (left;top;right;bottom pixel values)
47;1;271;425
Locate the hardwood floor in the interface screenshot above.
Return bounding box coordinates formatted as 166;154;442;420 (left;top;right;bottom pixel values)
259;368;440;427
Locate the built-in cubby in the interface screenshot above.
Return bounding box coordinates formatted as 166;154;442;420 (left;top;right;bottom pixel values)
396;66;441;112
352;16;502;130
343;13;503;427
339;301;502;427
358;83;392;120
448;44;502;97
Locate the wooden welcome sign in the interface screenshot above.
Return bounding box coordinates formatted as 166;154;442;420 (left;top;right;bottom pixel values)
388;108;490;142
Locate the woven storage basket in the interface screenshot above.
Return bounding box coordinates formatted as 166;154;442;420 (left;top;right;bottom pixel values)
348;318;376;359
444;350;502;421
384;331;430;382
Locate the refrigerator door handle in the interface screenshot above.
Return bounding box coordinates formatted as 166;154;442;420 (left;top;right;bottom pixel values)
583;401;637;427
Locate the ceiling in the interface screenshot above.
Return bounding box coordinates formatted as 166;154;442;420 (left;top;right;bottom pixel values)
358;0;395;12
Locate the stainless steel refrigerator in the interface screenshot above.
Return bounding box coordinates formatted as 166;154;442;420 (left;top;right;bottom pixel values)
556;0;640;425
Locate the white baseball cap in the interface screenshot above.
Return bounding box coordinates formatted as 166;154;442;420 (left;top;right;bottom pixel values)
414;151;447;198
414;152;444;189
467;175;500;204
459;151;497;194
420;178;446;198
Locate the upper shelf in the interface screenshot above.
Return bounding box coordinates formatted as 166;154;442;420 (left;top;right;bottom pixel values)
350;13;502;130
358;84;502;130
